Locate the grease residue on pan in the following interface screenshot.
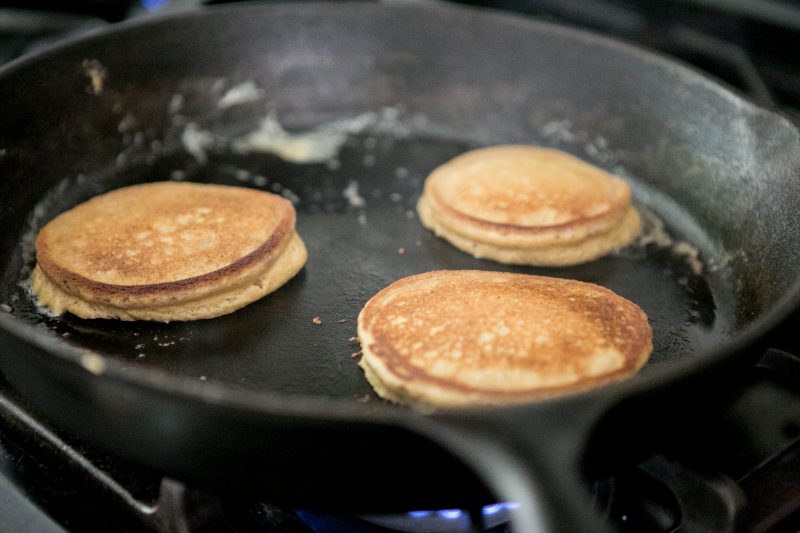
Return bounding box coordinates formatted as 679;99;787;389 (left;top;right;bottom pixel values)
175;106;413;166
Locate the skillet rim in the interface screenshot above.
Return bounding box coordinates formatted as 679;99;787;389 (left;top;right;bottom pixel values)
0;1;799;423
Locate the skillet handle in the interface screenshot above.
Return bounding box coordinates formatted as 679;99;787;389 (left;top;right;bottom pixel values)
423;396;612;532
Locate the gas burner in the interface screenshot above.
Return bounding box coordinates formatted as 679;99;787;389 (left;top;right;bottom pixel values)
2;344;799;533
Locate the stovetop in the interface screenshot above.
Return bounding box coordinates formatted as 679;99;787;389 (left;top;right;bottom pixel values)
1;347;798;532
1;1;799;532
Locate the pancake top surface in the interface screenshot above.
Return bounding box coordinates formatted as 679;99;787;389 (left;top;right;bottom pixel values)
426;145;631;228
36;182;294;287
360;270;651;398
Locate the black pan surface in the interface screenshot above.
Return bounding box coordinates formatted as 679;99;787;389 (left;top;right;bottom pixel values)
7;132;733;400
1;3;799;530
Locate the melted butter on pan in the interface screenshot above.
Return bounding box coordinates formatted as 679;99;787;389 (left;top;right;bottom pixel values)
232;112;344;163
175;100;410;164
227;106;407;164
633;207;704;275
181;123;216;164
217;81;263;109
231;111;375;163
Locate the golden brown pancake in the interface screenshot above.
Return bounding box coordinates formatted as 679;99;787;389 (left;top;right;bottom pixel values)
417;145;641;266
358;270;652;410
31;181;307;322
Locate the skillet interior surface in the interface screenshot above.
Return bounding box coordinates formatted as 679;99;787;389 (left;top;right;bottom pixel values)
0;3;799;410
4;132;736;403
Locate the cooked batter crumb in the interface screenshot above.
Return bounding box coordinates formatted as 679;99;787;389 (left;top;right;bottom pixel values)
82;59;106;95
0;303;12;313
338;319;347;323
357;394;370;402
80;353;106;375
199;375;207;381
312;316;322;325
348;336;359;343
398;247;406;254
343;180;366;208
351;351;362;358
405;210;415;219
168;93;184;114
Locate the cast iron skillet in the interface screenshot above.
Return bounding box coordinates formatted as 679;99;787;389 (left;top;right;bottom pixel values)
1;3;799;530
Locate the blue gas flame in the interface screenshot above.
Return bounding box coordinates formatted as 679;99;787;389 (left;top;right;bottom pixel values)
406;502;519;519
140;0;169;12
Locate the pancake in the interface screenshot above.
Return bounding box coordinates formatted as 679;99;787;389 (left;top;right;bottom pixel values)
417;145;641;266
31;181;307;322
358;270;652;410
